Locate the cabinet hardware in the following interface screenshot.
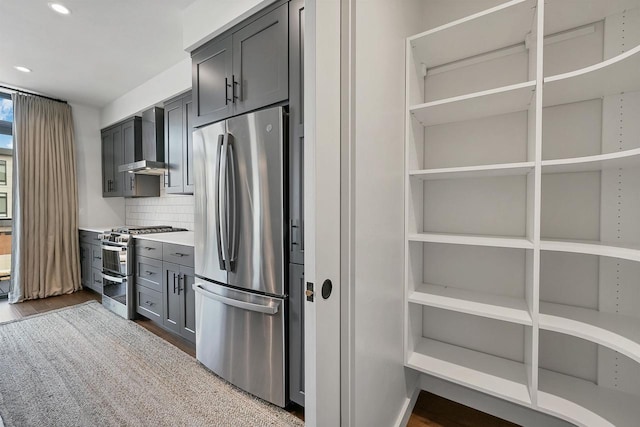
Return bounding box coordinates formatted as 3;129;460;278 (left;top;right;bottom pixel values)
143;247;155;250
225;77;232;105
145;271;153;275
172;253;186;257
177;273;183;295
172;273;177;293
232;75;240;102
94;279;101;284
145;301;154;306
93;256;101;260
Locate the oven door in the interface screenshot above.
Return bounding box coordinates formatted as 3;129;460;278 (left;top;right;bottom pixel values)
101;244;129;276
101;272;133;319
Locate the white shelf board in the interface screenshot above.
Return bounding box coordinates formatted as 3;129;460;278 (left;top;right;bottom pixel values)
538;369;640;427
409;232;533;249
540;301;640;364
410;162;534;180
407;338;532;406
540;239;640;262
542;148;640;174
544;45;640;107
409;283;532;325
410;81;536;127
408;0;536;69
544;0;640;35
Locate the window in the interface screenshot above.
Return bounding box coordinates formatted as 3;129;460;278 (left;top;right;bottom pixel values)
0;93;12;150
0;193;7;217
0;161;5;186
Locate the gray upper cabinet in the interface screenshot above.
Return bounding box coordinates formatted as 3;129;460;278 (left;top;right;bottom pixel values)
192;4;288;127
102;126;122;197
232;4;288;116
164;93;194;195
101;117;141;198
192;36;233;128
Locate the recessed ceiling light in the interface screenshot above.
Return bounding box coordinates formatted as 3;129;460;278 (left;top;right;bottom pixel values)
48;3;71;15
14;66;32;73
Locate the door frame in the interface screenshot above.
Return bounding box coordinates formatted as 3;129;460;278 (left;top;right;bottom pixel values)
304;0;343;425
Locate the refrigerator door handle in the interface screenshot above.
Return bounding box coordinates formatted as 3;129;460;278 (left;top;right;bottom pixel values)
193;283;280;315
227;137;239;271
219;133;231;271
214;134;226;270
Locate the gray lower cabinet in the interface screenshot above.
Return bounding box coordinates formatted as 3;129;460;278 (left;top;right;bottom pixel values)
135;240;195;343
192;3;288;127
79;230;103;293
164;93;194;195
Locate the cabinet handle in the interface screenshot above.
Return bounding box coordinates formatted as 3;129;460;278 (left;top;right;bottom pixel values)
93;256;101;260
225;77;232;105
94;279;101;284
172;252;187;257
145;271;153;275
143;247;155;251
232;75;240;102
173;273;177;294
177;273;182;295
145;300;154;306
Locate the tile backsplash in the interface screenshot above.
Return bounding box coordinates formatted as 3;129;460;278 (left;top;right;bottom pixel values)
125;182;194;230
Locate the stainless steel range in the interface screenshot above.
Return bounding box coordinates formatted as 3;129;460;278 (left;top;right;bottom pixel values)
99;226;186;319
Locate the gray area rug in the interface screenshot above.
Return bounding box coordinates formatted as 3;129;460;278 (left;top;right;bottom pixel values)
0;301;303;426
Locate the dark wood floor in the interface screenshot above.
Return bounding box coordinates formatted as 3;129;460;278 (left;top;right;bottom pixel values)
0;291;515;426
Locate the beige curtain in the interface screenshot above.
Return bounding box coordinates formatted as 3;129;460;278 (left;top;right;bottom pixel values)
9;94;81;303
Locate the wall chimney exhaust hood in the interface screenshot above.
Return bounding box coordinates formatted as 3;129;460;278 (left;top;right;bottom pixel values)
118;107;165;175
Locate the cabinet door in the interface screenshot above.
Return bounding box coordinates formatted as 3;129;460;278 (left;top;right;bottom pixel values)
178;265;196;342
164;98;184;194
289;0;305;265
192;36;233;127
79;242;90;288
122;118;141;197
101;128;119;197
183;95;195;194
111;125;124;196
162;262;181;333
288;263;305;406
232;4;289;115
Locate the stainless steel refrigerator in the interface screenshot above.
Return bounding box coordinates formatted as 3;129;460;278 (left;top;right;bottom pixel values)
192;106;286;407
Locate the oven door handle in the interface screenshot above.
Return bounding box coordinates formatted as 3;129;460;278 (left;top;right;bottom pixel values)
101;245;127;252
101;273;127;283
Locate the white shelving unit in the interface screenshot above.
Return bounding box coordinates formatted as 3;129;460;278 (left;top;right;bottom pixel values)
405;1;640;425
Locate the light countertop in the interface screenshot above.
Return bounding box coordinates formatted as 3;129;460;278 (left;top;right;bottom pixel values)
79;225;118;234
132;231;194;247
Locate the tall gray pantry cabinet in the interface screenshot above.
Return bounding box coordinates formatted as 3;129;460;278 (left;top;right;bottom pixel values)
191;0;305;407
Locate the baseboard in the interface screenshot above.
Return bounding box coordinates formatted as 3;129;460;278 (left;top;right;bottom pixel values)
393;386;421;427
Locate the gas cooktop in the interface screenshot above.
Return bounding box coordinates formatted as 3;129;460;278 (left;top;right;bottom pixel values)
110;226;188;235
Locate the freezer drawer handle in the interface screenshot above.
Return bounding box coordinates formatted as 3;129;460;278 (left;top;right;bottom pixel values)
194;283;280;315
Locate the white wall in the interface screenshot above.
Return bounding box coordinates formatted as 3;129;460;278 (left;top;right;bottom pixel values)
100;58;191;128
351;1;422;425
72;103;125;227
182;0;277;52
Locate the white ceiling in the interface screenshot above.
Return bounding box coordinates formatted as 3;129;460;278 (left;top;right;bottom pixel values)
0;0;196;107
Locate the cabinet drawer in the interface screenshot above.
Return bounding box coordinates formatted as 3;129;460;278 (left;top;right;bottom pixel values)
135;256;162;292
136;285;162;321
88;267;103;293
79;230;101;245
163;243;194;267
90;245;103;269
135;239;163;260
